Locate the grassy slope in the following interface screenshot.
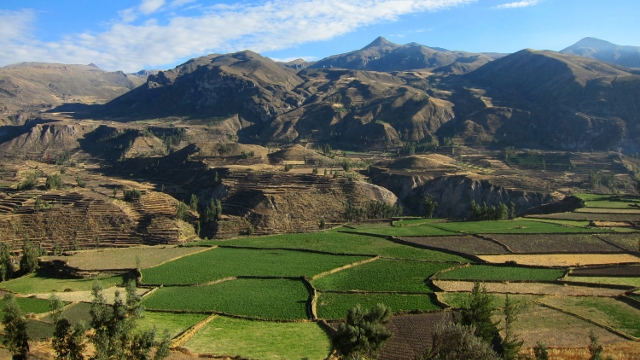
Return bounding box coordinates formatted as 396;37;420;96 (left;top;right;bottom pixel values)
136;312;209;338
434;265;565;281
184;316;331;360
217;230;468;261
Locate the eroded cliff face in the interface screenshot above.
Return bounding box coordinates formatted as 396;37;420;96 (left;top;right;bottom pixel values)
370;171;558;219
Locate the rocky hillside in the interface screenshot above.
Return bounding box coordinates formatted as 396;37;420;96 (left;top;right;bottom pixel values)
0;63;145;125
561;37;640;68
310;36;503;74
438;49;640;152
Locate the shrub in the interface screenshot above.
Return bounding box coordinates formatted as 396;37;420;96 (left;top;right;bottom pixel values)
76;177;86;188
175;202;188;221
333;304;392;359
17;172;38;190
284;164;293;172
124;189;142;202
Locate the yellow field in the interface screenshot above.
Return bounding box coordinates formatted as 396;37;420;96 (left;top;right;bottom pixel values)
478;254;640;267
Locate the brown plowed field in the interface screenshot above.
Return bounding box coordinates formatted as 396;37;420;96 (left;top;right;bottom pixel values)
432;280;626;297
486;234;622;254
596;233;640;252
378;311;457;360
570;265;640;277
477;253;640;267
398;236;509;255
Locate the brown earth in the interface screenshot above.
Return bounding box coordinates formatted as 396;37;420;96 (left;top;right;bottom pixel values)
485;234;624;254
398;235;510;255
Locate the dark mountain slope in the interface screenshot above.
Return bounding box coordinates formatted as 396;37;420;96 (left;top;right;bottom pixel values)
310;37;502;74
440;49;640;151
98;51;305;122
561;37;640;68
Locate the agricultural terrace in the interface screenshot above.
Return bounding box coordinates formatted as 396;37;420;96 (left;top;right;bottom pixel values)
478;254;640;267
316;292;442;320
218;230;469;262
399;235;509;256
540;296;640;338
1;273;125;294
433;265;565;281
143;278;310;320
0;297;54;317
43;245;208;270
183;316;331;360
136;312;209;338
140;247;371;285
312;259;452;292
485;233;623;253
432;280;627;297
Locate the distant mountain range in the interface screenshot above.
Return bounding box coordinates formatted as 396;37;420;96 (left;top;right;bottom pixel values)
2;37;640;153
561;37;640;68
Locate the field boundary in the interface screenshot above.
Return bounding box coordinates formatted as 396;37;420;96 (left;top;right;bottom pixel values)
472;234;513;253
593;234;640;255
311;256;380;281
218;244;378;258
142;246;218;272
618;295;640;311
389;236;482;263
318;289;436;295
535;300;639;341
170;313;217;348
428;263;470;291
302;277;318;320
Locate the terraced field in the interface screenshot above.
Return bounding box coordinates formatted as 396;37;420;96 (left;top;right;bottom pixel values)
3;193;640;359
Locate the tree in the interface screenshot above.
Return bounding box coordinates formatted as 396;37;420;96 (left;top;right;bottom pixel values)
588;330;604;360
459;283;500;347
46;174;63;190
423;194;438;218
504;146;515;164
175;202;188;221
509;202;516;220
189;194;198;211
533;341;549;360
52;319;85;360
0;242;13;281
20;239;39;274
419;322;499;360
333;304;392;359
501;295;524;360
123;189;142;202
2;293;30;360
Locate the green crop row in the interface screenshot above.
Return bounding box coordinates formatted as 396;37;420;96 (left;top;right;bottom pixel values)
316;292;442;320
434;265;565;281
312;259;454;292
215;229;467;262
141;247;370;285
143;278;310;320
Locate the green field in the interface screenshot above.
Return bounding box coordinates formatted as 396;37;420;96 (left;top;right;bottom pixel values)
393;218;445;227
217;230;468;262
434;265;565;281
0;297;54;318
542;296;640;337
136;312;209;338
312;259;453;292
432;219;604;234
41;302;92;326
346;224;458;237
184;316;330;360
439;292;544;309
0;273;125;294
27;320;55;341
141;247;370;285
316;292;441;320
143;278;310;320
585;200;640;209
575;194;612;201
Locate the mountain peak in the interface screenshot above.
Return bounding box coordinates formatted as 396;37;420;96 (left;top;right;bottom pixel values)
362;36;397;50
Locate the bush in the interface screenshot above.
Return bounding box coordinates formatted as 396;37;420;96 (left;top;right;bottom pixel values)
46;174;63;190
284;164;293;172
124;189;142;202
175;202;189;221
76;177;86;188
333;304;392;359
17;172;38;190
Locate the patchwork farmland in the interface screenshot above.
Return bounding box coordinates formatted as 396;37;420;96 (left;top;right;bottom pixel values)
1;194;640;359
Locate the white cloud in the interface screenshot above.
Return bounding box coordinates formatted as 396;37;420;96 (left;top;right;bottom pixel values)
139;0;166;14
493;0;543;9
0;0;475;72
0;9;36;43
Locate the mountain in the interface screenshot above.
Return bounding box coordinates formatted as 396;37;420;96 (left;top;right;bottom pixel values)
439;49;640;151
0;62;146;124
561;37;640;68
97;51;305;123
277;59;315;71
309;36;504;74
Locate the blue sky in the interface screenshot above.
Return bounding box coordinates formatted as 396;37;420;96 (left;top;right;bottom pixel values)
1;0;639;72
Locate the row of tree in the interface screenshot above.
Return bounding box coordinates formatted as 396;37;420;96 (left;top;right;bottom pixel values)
344;200;403;222
0;240;42;282
469;200;516;221
2;280;171;360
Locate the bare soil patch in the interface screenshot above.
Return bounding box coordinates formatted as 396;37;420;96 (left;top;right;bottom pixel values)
528;213;640;222
478;254;640;267
486;234;622;254
43;246;208;270
398;235;509;255
432;280;626;297
378;311;457;360
570;265;640;277
597;233;640;252
576;208;640;214
30;286;149;304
